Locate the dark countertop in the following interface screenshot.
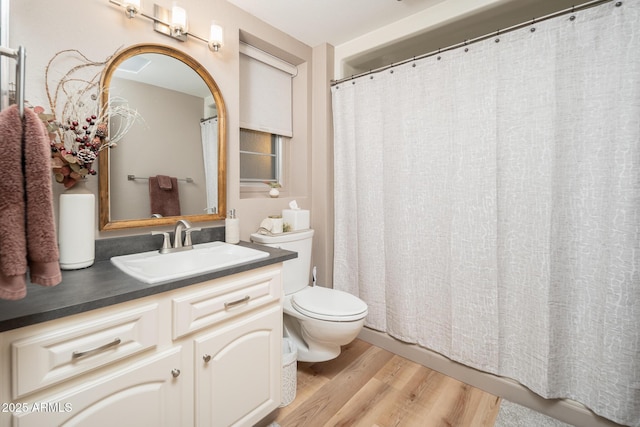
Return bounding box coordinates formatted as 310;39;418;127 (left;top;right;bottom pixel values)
0;228;296;332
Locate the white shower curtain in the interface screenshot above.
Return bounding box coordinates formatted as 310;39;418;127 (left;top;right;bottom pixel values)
200;117;218;213
332;2;640;425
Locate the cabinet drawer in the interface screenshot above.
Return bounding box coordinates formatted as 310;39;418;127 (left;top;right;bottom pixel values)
11;303;159;398
173;266;282;339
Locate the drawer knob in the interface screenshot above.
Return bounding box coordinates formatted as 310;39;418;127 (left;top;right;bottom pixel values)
72;337;122;359
171;368;181;378
203;354;212;363
224;295;251;309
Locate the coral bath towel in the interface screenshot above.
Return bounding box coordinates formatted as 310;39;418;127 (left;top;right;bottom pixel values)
0;105;62;300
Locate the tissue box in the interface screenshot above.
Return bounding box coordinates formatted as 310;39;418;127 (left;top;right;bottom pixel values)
282;209;309;231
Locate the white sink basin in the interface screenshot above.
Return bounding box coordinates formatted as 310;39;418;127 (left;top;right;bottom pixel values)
111;241;270;284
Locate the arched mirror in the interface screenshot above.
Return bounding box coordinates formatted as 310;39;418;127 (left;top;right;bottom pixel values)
99;44;226;230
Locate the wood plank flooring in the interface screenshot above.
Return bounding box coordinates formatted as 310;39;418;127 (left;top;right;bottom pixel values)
265;339;501;427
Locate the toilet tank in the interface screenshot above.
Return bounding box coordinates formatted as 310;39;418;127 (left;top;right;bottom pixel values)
250;229;314;295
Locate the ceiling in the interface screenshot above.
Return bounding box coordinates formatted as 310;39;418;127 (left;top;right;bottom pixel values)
225;0;446;48
114;53;211;98
226;0;589;76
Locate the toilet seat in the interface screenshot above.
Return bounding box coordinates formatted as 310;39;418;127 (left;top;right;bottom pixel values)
291;286;368;322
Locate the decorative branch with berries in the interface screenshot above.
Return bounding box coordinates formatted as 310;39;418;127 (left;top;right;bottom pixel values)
32;48;142;189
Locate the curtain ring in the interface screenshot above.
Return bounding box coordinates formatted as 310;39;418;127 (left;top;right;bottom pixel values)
569;5;576;20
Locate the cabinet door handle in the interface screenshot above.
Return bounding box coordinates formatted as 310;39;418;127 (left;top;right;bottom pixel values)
171;369;181;378
224;295;250;309
72;337;121;359
203;354;211;363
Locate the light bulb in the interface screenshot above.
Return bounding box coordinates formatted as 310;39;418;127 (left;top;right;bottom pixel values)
209;23;223;52
171;3;187;35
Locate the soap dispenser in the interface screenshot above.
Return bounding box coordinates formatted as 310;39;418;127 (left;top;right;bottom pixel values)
225;209;240;244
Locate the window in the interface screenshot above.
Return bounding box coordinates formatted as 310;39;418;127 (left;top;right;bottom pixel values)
239;43;295;190
240;128;282;185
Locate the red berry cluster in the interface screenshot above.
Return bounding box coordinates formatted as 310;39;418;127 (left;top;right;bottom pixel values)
64;115;99;150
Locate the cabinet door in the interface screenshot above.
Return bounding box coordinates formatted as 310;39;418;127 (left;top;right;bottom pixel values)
195;305;282;427
12;347;183;427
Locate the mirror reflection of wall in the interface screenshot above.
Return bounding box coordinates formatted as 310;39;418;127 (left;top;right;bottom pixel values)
109;78;206;219
108;53;215;220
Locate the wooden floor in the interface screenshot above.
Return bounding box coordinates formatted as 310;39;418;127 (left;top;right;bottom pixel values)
265;339;501;427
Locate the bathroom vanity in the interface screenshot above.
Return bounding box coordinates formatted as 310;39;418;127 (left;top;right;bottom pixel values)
0;234;295;427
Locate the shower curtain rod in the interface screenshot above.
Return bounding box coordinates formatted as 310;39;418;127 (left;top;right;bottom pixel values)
331;0;616;86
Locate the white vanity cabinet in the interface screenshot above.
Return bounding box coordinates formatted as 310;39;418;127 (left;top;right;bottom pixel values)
194;305;281;426
0;264;284;427
171;265;283;427
9;347;184;427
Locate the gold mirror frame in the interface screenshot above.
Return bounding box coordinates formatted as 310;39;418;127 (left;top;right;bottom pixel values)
98;44;226;230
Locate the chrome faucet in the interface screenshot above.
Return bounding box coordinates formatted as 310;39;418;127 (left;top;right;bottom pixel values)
173;219;192;249
152;219;201;254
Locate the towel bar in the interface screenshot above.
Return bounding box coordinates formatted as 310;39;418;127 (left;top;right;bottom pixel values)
0;45;26;117
127;174;193;183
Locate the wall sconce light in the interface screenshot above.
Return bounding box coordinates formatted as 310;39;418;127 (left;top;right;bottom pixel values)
109;0;223;52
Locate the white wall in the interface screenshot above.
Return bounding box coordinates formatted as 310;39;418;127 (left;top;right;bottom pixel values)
9;0;315;241
335;0;497;74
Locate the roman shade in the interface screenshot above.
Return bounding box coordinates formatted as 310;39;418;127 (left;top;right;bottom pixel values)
239;43;296;137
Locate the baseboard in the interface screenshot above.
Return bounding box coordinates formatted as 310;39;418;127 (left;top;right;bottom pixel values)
358;327;625;427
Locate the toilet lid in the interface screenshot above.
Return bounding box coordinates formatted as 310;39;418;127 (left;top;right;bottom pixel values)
292;286;368;322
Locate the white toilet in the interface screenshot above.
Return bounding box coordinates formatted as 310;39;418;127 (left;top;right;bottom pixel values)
250;229;368;362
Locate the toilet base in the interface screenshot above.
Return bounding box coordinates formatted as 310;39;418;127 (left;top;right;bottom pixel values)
283;312;364;362
284;316;341;362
